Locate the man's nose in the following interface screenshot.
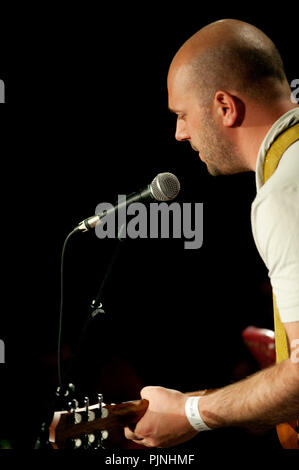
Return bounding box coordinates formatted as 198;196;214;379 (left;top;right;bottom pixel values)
175;119;190;142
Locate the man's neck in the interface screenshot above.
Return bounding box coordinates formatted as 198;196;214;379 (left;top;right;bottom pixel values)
242;102;299;172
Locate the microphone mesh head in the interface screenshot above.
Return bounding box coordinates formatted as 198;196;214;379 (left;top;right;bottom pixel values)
150;172;180;201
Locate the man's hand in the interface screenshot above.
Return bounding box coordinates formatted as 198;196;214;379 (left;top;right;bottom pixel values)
124;386;199;448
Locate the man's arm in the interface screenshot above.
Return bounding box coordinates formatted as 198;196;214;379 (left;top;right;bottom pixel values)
198;357;298;432
199;321;299;431
124;322;299;448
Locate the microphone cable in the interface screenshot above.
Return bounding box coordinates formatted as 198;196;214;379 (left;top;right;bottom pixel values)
57;227;79;389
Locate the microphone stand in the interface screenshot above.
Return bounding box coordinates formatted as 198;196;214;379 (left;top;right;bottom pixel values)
34;227;126;449
64;224;127;400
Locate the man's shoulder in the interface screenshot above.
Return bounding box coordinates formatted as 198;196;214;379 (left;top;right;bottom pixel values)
252;140;299;211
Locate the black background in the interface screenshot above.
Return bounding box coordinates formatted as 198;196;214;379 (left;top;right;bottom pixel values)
0;4;298;458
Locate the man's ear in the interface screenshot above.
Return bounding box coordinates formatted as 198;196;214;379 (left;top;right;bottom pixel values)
213;90;245;127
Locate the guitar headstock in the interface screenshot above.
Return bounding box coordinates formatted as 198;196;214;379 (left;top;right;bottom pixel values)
48;394;149;449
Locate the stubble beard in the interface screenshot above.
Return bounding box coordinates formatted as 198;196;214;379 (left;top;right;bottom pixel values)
199;112;247;176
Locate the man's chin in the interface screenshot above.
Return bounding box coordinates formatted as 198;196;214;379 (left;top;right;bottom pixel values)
199;155;223;176
207;165;251;176
206;163;222;176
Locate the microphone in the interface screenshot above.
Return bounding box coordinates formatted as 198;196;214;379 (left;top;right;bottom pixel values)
76;172;181;232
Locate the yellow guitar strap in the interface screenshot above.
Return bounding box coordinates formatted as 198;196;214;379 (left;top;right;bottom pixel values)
263;122;299;363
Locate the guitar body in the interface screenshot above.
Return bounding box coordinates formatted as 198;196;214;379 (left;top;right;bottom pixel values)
242;326;299;449
276;422;299;450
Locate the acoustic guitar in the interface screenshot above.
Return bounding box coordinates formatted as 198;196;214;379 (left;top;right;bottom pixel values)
48;328;298;450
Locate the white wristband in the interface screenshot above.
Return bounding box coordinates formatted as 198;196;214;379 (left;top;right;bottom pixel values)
185;396;211;432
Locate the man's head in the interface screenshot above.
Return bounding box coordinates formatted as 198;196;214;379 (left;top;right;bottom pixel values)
167;19;293;175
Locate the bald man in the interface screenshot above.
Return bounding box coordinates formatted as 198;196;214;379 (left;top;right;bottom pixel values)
125;19;299;448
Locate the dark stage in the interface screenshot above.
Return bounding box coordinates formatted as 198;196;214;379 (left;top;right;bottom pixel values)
0;5;298;462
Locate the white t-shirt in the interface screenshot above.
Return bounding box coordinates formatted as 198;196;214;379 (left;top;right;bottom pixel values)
251;108;299;323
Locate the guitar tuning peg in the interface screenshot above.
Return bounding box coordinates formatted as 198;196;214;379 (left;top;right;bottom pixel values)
93;429;109;450
55;383;76;410
97;393;103;414
97;393;108;418
67;399;82;425
68;383;76;394
84;396;89;413
83;396;95;422
73;438;82;449
68;399;79;412
100;430;109;449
